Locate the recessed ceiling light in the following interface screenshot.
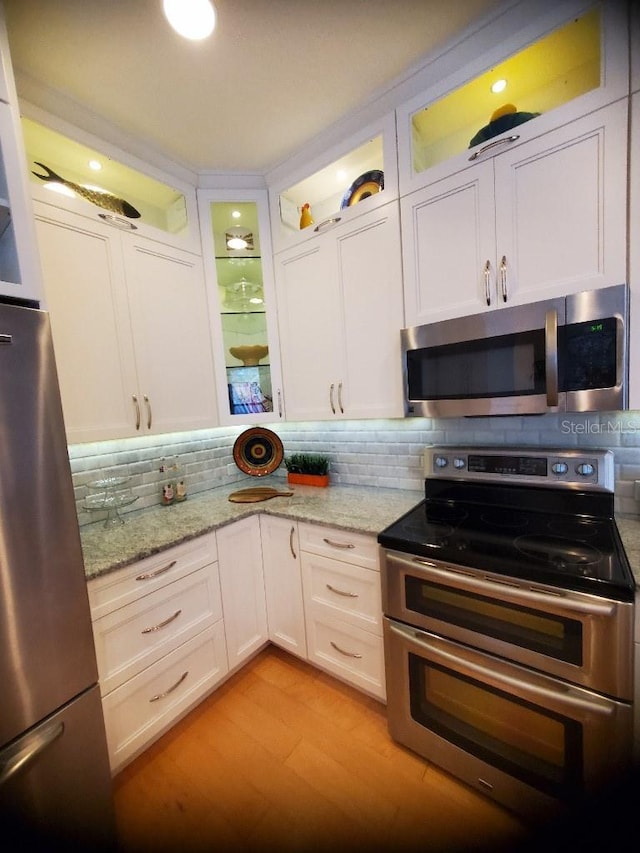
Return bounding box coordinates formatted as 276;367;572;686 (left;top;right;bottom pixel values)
491;79;507;94
88;159;102;171
163;0;216;41
232;210;241;219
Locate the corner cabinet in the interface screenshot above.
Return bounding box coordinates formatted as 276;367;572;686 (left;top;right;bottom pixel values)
34;200;218;442
274;200;404;421
401;100;628;325
0;6;43;301
197;189;284;424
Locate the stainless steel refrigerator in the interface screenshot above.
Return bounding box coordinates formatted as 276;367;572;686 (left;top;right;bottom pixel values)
0;299;116;848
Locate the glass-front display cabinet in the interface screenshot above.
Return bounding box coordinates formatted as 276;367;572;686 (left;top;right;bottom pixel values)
397;0;629;194
197;190;283;424
268;111;398;253
21;117;200;253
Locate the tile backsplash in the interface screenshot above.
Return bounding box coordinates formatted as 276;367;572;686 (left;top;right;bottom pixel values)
69;411;640;526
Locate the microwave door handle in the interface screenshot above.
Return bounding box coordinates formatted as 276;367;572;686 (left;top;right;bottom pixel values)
545;309;559;407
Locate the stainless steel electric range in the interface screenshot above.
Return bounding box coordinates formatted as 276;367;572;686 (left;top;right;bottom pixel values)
378;446;635;821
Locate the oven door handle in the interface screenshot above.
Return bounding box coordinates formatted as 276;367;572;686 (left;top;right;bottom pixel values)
388;619;616;717
407;557;616;618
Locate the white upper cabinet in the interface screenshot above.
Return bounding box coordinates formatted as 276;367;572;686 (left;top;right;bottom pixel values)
197;189;285;424
34;201;218;443
402;99;628;325
0;7;43;302
274;200;404;421
268;113;398;255
396;1;629;198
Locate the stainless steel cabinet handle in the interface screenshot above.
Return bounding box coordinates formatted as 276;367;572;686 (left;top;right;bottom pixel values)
277;389;283;418
132;394;141;430
289;525;297;559
323;538;355;549
329;383;336;414
136;560;177;581
141;609;182;634
149;671;189;702
483;261;491;306
313;216;341;233
545;308;559;407
144;394;152;429
0;334;12;345
337;381;344;414
468;134;520;161
499;255;508;302
326;583;358;598
0;721;64;786
330;641;362;659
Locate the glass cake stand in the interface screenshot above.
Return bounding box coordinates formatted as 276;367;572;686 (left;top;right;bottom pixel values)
83;476;139;528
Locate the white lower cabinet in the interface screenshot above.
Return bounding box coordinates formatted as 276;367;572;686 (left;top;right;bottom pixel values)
88;533;228;773
260;515;307;659
299;522;385;700
216;515;269;669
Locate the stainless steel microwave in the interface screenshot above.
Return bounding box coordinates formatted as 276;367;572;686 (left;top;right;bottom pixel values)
402;284;628;418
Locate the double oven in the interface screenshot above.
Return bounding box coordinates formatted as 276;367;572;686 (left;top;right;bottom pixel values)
378;447;635;820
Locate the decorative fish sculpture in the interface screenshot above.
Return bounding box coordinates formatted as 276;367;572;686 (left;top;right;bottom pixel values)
31;162;141;219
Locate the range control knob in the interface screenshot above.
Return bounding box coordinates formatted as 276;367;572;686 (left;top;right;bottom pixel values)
434;456;448;468
551;462;568;475
453;458;466;469
576;462;595;477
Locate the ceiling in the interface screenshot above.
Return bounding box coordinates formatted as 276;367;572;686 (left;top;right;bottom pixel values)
3;0;503;178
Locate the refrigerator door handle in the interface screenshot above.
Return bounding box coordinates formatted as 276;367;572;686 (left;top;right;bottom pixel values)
0;720;64;786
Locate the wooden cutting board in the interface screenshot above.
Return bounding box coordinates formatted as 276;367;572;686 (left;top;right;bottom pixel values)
228;486;294;503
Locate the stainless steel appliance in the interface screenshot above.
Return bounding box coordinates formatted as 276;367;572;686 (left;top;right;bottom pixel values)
0;300;116;847
402;284;628;418
378;446;635;821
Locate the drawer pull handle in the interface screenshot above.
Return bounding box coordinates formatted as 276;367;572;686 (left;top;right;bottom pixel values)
0;334;13;345
141;609;182;634
289;526;297;559
326;583;358;598
330;641;362;659
468;134;520;161
313;215;341;233
136;560;177;581
323;538;355;550
149;670;189;702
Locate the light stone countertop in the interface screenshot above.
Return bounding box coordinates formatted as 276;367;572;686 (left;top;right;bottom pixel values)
80;478;640;589
81;480;423;580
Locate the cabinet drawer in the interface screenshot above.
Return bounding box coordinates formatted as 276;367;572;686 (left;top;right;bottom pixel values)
88;532;218;619
102;621;228;773
305;609;385;701
298;522;379;570
301;551;382;635
93;563;222;695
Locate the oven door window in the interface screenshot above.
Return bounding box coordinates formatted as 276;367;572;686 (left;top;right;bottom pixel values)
406;328;546;401
405;577;583;665
409;654;582;798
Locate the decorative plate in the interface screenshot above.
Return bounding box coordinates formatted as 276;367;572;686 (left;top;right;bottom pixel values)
233;427;284;477
340;170;384;209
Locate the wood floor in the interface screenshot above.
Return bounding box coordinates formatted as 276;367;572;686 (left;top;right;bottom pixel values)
113;646;529;853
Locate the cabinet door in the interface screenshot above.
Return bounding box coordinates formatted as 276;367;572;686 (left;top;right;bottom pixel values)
401;161;496;325
275;239;343;421
216;516;268;669
34;203;140;442
336;201;405;418
123;237;218;435
259;516;307;659
494;100;628;306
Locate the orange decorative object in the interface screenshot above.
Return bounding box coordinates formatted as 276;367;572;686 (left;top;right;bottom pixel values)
287;472;329;488
299;203;314;229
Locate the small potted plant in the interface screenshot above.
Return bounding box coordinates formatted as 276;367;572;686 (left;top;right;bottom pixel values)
284;453;330;487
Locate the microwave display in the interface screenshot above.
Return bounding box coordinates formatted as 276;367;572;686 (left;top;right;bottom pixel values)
560;316;617;391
